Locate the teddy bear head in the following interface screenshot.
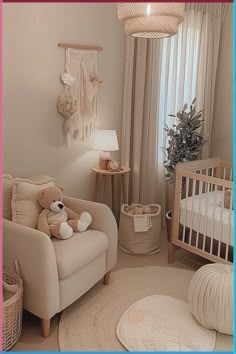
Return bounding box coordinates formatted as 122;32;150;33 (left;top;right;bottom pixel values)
38;186;64;213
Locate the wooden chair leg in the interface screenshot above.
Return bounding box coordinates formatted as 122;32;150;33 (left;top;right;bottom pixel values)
103;271;111;285
168;243;177;264
121;175;126;204
40;318;51;338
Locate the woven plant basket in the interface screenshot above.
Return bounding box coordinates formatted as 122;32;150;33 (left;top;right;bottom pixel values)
3;268;23;351
119;204;161;255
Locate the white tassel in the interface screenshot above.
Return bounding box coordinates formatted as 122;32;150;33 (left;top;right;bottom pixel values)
66;134;70;148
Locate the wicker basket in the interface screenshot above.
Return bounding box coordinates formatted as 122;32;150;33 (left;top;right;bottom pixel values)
119;203;161;255
3;270;23;351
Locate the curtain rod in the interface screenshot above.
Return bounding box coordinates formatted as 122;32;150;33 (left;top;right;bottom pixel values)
58;43;103;51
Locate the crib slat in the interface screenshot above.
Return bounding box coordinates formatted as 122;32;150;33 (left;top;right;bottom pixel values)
218;185;225;258
189;179;196;246
229;168;233;182
210;168;214;191
195;180;203;248
225;189;233;261
182;177;190;242
223;168;226;180
202;181;209;252
210;183;217;256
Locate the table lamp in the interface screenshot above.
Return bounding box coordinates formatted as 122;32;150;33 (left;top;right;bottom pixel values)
93;130;119;170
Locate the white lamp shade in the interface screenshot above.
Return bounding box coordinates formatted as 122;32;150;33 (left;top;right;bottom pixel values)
117;3;185;38
93;130;119;152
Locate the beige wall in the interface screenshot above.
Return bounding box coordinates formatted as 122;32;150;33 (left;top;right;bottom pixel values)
3;3;125;199
211;5;233;162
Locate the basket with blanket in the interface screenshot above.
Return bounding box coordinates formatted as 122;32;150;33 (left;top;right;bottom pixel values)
119;203;161;255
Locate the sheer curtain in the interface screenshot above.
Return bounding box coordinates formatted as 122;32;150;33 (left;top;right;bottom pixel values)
121;3;227;214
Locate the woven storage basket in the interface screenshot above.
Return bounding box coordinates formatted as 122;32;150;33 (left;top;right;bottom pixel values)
119;204;161;255
3;270;23;351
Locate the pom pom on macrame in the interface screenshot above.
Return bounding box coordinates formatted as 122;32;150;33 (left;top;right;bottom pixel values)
61;73;75;86
57;90;78;119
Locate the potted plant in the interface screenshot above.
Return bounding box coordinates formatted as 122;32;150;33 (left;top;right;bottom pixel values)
162;98;205;242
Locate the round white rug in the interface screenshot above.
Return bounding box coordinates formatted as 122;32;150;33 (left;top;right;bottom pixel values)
117;295;215;351
59;266;233;352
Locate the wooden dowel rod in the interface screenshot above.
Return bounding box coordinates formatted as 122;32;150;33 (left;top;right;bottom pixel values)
58;43;103;51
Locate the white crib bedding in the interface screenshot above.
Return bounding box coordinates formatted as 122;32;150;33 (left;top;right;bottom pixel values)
180;191;233;246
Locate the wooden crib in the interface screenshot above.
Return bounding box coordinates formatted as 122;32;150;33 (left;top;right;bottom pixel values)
169;158;233;264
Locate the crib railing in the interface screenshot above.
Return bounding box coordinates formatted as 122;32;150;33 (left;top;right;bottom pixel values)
170;158;233;264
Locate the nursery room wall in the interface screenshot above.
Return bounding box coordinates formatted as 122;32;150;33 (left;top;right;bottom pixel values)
211;4;233;162
3;3;125;199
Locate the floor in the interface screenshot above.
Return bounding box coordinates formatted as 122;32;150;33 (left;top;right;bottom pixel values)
12;231;209;352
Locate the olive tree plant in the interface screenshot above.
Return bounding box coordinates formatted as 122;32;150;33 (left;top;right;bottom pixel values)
162;98;205;183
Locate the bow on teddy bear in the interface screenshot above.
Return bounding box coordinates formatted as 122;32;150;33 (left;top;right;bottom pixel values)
37;186;92;240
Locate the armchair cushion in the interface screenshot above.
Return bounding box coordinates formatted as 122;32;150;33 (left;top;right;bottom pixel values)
52;230;108;280
12;176;55;228
64;197;118;272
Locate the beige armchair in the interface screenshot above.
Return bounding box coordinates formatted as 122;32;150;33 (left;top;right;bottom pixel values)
3;176;118;337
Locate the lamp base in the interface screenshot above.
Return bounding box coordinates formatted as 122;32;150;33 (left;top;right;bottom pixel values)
98;151;112;170
99;158;109;170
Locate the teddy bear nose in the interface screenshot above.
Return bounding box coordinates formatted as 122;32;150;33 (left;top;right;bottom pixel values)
58;203;64;209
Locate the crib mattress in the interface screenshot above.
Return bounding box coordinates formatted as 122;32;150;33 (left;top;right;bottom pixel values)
180;191;233;246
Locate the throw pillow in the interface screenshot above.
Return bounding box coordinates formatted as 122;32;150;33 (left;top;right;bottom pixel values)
12;175;55;228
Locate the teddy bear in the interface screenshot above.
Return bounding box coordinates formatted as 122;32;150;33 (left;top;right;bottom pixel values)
37;186;92;240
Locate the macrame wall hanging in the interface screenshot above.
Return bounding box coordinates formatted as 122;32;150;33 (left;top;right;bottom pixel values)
57;43;103;145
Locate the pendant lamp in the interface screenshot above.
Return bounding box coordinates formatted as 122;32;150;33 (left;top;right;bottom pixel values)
117;3;185;38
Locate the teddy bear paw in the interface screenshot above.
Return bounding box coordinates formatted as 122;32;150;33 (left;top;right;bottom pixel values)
59;222;73;239
77;212;92;232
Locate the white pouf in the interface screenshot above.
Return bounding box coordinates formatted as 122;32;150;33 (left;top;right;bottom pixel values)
188;263;233;335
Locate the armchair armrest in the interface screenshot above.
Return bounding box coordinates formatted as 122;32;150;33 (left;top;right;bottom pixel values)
3;219;60;319
64;197;118;271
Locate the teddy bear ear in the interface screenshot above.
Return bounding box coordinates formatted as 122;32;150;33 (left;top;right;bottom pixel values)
56;184;64;192
38;189;46;201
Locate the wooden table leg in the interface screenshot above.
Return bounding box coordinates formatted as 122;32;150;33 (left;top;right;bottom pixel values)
100;175;106;203
124;173;129;203
94;173;99;202
121;174;126;205
111;175;115;213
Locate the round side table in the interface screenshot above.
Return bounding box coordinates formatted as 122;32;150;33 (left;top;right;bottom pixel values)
92;167;131;212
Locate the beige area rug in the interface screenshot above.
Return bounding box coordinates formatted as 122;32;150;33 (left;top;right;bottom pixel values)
117;295;215;351
59;266;233;352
